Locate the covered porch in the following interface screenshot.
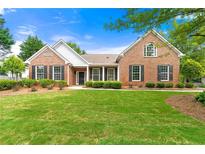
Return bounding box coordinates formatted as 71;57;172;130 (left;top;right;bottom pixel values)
73;65;120;85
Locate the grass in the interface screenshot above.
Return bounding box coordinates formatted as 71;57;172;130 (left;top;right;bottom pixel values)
0;90;205;144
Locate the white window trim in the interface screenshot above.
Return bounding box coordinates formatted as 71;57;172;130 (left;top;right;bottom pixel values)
160;65;170;81
52;66;62;80
107;68;115;81
92;68;100;81
144;43;157;57
132;65;141;81
35;65;45;80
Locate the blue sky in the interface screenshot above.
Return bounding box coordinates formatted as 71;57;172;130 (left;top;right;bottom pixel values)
1;8;170;55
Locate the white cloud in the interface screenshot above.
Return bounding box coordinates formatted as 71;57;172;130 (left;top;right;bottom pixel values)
53;12;80;25
87;45;129;54
10;41;22;56
84;34;93;40
51;35;77;42
0;8;4;15
17;25;37;36
0;8;16;15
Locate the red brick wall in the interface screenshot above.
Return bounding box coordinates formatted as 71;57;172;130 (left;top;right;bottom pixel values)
119;32;180;87
29;47;69;84
69;67;87;85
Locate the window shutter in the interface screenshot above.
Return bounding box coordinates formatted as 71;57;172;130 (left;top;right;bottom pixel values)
115;67;117;81
157;65;161;81
32;65;35;79
169;65;173;81
44;66;47;79
89;68;92;80
104;68;107;81
100;68;102;80
129;65;132;82
144;45;146;56
141;65;144;81
61;66;64;80
49;66;53;79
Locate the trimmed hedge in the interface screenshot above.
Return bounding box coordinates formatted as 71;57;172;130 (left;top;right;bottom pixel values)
165;83;174;88
103;81;112;88
156;82;165;88
39;79;55;88
21;79;36;88
185;82;194;88
85;81;122;89
85;81;93;87
92;81;104;88
111;81;122;89
0;80;17;91
145;82;155;88
176;82;185;88
57;80;67;90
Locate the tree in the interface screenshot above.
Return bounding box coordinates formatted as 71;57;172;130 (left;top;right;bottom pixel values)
3;55;25;80
19;35;44;61
0;15;15;57
105;9;205;36
67;42;86;55
168;20;205;66
181;58;205;82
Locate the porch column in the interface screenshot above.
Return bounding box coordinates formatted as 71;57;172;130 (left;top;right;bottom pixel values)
86;66;89;81
102;66;105;81
117;65;120;81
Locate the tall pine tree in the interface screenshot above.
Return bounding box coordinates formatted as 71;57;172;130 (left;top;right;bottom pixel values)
19;35;44;61
0;15;14;58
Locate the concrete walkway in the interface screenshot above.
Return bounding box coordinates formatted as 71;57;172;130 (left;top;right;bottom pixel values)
67;86;204;92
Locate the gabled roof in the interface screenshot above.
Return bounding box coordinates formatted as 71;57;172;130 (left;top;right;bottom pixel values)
52;39;89;65
117;29;184;61
81;54;118;65
25;45;70;64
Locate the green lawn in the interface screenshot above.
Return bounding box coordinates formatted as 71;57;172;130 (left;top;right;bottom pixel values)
0;90;205;144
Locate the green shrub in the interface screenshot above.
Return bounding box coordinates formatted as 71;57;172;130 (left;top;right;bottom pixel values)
92;81;104;88
185;82;194;88
0;80;17;91
39;79;55;88
21;79;36;88
196;91;205;105
103;81;112;88
176;82;185;88
165;83;174;88
57;80;67;90
85;81;93;87
156;82;165;88
111;81;122;89
145;82;155;88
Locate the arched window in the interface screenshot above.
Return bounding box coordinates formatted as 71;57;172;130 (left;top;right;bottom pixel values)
144;43;157;57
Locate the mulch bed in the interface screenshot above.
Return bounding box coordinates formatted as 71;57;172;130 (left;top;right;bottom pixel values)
0;86;68;97
166;95;205;122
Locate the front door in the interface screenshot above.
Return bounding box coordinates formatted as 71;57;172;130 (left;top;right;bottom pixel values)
78;72;85;85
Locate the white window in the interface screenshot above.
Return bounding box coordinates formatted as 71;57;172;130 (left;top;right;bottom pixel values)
92;68;100;81
159;65;169;81
107;68;115;81
132;65;141;81
144;43;157;57
36;66;45;79
53;66;61;80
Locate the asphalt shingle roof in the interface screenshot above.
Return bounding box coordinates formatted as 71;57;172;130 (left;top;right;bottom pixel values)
81;54;118;65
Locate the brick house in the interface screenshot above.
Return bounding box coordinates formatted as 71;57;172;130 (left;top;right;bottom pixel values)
25;30;183;87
